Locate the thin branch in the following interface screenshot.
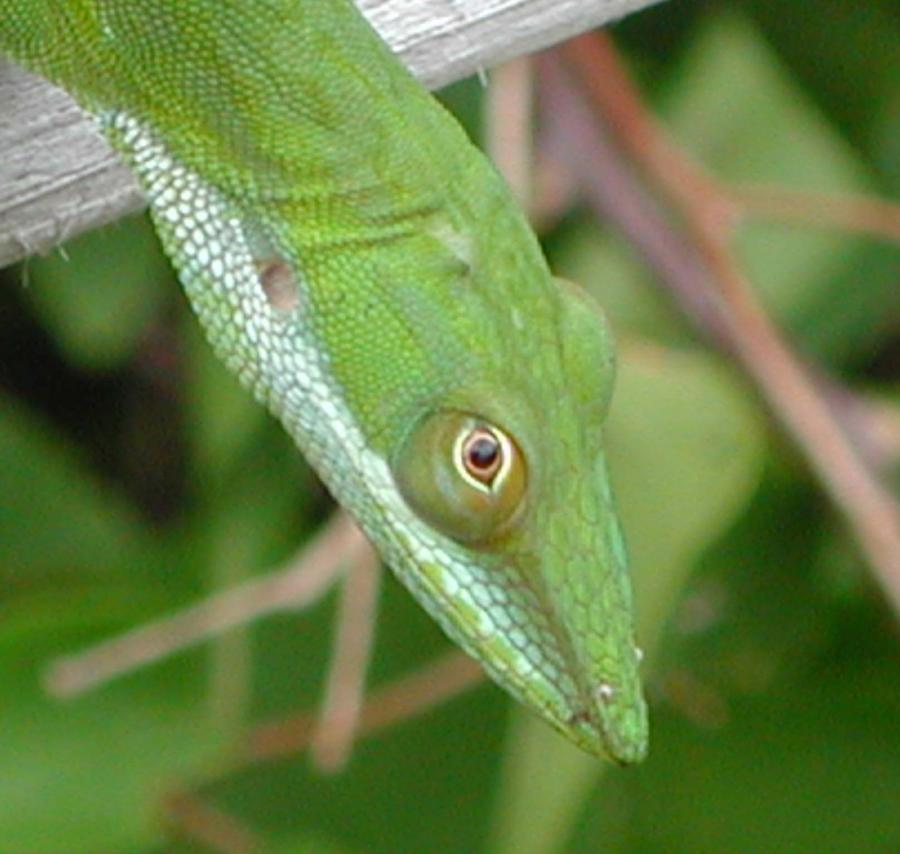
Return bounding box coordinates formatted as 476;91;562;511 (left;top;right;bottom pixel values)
310;551;382;773
730;184;900;244
821;383;900;473
247;650;484;762
163;650;484;849
538;56;730;339
163;791;262;854
44;512;367;697
486;57;535;210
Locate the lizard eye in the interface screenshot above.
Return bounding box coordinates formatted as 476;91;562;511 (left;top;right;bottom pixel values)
393;412;527;545
457;426;504;487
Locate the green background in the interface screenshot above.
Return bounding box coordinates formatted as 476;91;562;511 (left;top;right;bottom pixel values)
1;1;898;850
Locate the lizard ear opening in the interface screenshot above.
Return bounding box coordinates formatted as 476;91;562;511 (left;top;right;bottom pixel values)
239;217;300;313
256;258;299;312
392;411;527;545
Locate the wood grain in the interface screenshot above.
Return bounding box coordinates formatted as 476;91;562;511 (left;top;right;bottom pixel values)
0;0;663;266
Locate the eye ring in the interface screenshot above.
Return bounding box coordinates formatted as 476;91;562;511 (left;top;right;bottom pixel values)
455;425;510;491
392;410;527;544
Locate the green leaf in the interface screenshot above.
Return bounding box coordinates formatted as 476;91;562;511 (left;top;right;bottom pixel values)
181;314;270;482
21;214;172;370
0;657;220;851
0;395;149;581
623;659;900;853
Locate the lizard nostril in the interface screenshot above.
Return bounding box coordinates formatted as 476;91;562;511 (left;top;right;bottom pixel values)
567;709;592;726
257;258;299;312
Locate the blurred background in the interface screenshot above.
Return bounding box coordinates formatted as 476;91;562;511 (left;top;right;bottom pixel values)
0;0;898;850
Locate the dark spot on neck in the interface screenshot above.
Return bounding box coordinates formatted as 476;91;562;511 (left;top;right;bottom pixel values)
257;258;299;312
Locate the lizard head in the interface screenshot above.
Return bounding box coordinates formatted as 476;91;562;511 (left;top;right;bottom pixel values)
380;267;648;764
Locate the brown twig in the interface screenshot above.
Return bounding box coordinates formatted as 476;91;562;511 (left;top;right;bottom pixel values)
161;651;484;849
163;791;262;854
658;668;730;729
486;56;535;209
821;383;900;472
548;34;900;611
44;511;367;697
248;650;484;762
729;184;900;244
310;550;382;773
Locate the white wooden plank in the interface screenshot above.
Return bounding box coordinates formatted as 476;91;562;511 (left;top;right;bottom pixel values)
0;0;664;265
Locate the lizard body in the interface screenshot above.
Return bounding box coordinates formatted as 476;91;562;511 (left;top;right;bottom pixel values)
0;0;647;763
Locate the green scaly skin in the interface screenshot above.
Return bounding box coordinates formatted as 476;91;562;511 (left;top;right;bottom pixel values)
0;0;648;763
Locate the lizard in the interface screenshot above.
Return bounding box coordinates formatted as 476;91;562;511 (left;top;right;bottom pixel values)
0;0;648;764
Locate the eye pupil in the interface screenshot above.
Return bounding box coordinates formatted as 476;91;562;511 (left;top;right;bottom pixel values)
461;427;504;485
468;435;499;469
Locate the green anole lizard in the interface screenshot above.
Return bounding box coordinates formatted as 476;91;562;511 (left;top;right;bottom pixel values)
0;0;648;763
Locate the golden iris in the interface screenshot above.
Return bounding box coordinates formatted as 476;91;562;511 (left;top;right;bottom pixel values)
393;411;527;545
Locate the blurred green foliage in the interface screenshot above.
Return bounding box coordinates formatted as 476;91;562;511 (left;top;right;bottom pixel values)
0;2;898;851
